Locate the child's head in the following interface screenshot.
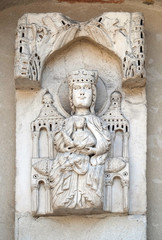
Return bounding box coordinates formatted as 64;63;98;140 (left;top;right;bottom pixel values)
75;117;85;129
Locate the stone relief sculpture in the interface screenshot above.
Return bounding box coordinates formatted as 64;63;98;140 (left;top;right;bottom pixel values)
15;11;146;239
50;70;111;212
31;69;129;215
15;12;145;89
102;91;129;212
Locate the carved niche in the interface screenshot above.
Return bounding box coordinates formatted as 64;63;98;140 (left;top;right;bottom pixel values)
15;12;146;216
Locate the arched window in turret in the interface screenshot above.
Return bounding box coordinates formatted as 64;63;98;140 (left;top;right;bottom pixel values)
113;130;123;158
39;127;48;158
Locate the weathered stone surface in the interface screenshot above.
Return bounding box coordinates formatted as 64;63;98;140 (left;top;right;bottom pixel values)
30;69;131;216
15;213;146;240
15;11;146;240
16;87;146;216
2;0;162;239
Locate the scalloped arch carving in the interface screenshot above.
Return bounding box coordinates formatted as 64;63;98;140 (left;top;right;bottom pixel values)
14;12;146;89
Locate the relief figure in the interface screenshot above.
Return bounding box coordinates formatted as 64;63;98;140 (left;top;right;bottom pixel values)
49;69;111;211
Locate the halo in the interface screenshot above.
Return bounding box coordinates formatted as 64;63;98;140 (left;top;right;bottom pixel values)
51;77;108;117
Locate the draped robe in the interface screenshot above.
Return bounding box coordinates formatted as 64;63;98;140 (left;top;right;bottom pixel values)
49;114;111;211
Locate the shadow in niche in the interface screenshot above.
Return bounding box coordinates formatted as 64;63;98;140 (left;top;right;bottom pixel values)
42;37;123;115
112;177;123;213
37;180;46;215
113;130;123;158
39;127;48;158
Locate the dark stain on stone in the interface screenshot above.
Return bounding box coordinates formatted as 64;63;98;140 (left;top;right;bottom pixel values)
143;0;154;5
58;0;124;3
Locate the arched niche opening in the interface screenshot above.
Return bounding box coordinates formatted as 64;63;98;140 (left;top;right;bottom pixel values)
37;180;46;215
42;37;122;115
39;127;48;158
111;177;123;213
113;130;123;158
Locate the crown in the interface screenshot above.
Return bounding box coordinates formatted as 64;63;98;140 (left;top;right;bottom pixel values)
67;69;98;86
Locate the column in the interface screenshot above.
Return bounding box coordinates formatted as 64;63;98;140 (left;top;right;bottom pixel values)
31;185;38;215
104;181;112;212
123;132;129;158
123;183;129;212
45;185;52;214
48;133;54;159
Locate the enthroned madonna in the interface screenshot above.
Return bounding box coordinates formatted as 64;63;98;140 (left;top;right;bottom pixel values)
49;69;111;212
